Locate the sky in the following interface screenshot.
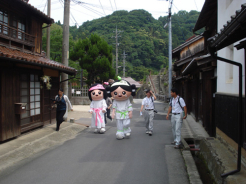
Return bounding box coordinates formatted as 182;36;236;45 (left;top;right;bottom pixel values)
29;0;205;26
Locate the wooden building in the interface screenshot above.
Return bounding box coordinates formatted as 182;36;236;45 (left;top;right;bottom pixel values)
172;0;218;137
0;0;77;142
207;1;246;149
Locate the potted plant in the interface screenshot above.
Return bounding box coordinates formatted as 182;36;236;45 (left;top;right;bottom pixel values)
40;75;52;90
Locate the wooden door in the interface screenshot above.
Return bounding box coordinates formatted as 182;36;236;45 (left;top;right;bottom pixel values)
202;70;214;136
191;79;199;121
198;79;203;123
0;69;20;141
20;73;42;132
43;77;59;125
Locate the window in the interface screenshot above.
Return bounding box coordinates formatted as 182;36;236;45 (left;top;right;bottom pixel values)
11;15;26;40
18;18;25;40
0;9;8;35
30;74;41;116
20;74;41;126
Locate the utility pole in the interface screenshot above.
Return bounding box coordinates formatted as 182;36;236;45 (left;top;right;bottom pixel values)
112;26;123;76
61;0;70;95
168;6;172;98
121;50;127;78
46;0;51;59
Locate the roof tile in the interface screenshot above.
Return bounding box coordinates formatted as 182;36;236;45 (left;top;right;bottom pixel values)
0;46;76;74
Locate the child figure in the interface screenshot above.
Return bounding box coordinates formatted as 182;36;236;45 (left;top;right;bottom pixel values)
106;78;136;139
88;84;107;134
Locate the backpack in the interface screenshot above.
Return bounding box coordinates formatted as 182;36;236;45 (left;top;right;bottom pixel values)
150;97;158;113
170;96;184;111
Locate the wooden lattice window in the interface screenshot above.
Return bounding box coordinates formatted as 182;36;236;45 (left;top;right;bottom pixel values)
20;74;41;126
0;9;8;35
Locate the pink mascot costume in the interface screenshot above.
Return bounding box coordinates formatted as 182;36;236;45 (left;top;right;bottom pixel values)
88;84;107;134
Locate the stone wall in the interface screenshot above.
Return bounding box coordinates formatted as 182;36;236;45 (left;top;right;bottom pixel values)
71;97;91;105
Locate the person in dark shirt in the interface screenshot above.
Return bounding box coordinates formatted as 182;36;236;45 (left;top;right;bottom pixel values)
54;89;73;131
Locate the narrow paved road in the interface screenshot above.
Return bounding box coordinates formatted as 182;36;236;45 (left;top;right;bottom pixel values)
0;100;188;184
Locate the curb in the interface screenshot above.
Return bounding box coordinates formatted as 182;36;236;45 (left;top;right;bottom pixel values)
0;123;87;173
181;138;190;150
182;150;203;184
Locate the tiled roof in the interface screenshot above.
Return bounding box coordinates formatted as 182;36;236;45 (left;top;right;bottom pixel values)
17;0;54;24
0;46;77;74
208;3;246;50
193;0;217;32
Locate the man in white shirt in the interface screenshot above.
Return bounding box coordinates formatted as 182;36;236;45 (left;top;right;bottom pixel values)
166;88;187;149
140;89;157;136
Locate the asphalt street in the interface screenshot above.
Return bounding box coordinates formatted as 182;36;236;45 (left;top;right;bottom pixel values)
0;100;189;184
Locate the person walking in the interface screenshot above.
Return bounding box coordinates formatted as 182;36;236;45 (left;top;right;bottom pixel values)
105;97;113;124
54;89;73;131
140;89;156;136
166;88;187;149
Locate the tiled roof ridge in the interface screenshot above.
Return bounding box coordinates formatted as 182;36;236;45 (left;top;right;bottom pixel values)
208;3;246;48
18;0;54;23
173;35;203;53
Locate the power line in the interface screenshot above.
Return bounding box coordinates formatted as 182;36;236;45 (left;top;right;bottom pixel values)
71;0;105;17
114;0;117;11
109;0;114;12
113;0;121;27
81;4;105;17
70;7;97;18
99;0;106;15
194;0;199;11
172;3;179;11
60;0;80;27
43;0;47;12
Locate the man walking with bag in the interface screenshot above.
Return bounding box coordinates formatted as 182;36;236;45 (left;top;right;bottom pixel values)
166;88;187;149
140;89;156;136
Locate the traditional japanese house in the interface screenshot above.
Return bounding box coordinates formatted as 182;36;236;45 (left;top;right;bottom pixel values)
206;1;246;150
172;0;218;137
0;0;77;142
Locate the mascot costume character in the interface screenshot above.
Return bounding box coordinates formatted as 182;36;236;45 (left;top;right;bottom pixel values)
106;77;136;139
88;84;107;133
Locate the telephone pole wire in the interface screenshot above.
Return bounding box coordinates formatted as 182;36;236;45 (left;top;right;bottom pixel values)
46;0;51;59
61;0;70;96
121;50;127;78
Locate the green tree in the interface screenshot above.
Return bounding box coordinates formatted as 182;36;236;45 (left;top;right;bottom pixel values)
70;34;115;86
42;9;201;82
42;24;75;62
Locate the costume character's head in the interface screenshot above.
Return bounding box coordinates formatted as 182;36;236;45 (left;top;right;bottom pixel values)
88;84;107;101
106;79;136;101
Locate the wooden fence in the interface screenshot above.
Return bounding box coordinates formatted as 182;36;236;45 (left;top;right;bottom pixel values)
71;86;89;97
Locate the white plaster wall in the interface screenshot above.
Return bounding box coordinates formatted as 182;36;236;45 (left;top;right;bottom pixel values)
217;0;246;95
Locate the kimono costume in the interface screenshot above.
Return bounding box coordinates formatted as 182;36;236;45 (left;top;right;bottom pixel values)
113;99;133;138
89;99;107;129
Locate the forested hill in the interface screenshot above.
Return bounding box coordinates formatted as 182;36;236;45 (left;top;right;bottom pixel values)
43;10;201;81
